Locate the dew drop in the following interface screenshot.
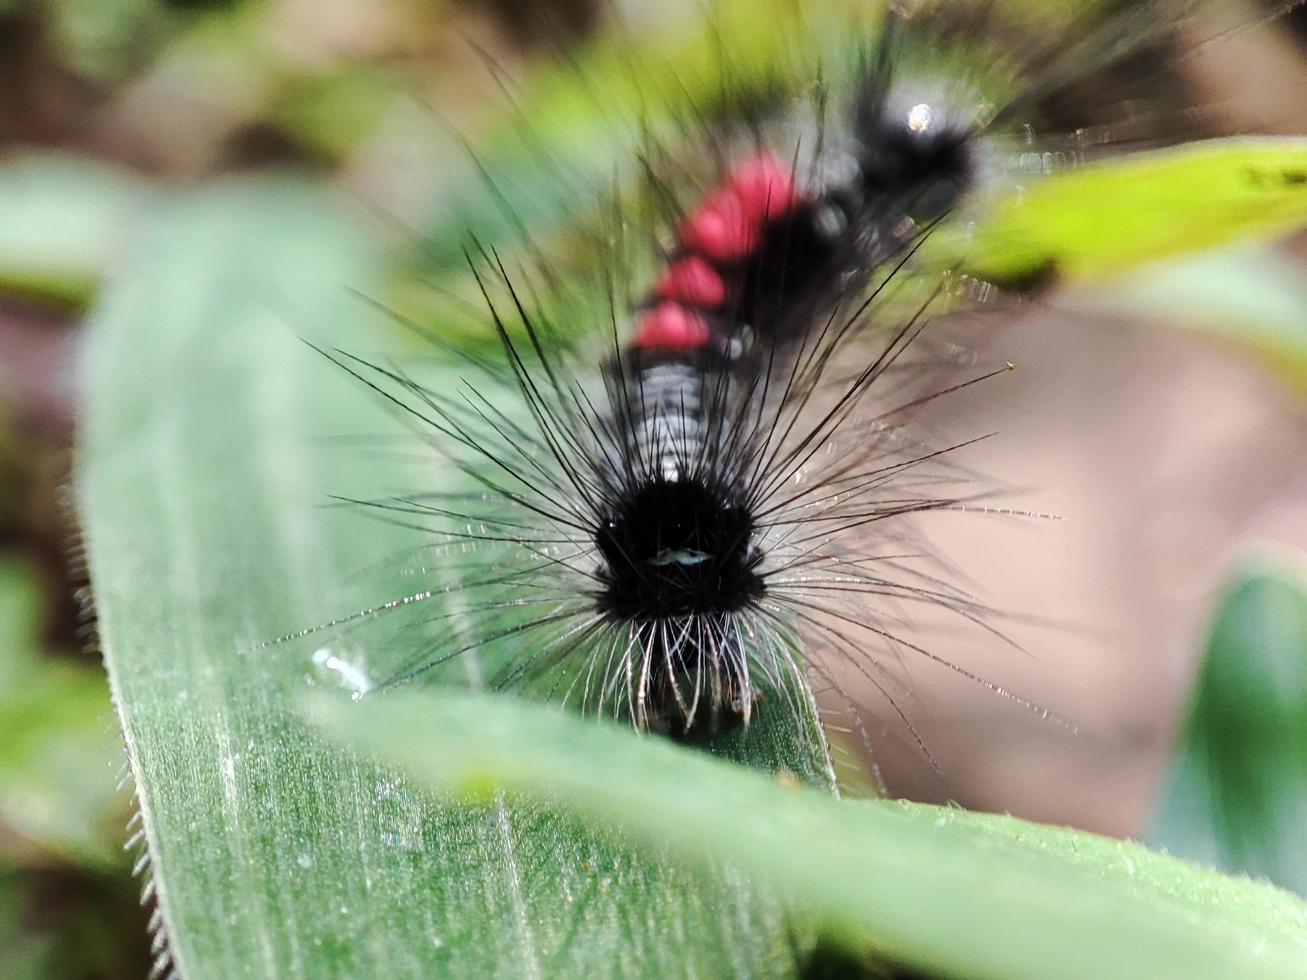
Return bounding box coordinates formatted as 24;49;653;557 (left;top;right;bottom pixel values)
311;646;374;697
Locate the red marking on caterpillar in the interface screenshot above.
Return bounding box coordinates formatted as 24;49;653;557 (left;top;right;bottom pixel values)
655;256;727;308
631;301;712;350
676;153;800;261
633;152;803;352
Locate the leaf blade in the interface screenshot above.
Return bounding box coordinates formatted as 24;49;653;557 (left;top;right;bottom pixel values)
314;687;1307;980
949;138;1307;286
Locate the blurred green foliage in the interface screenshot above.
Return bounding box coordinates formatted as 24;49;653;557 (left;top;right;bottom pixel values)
22;0;244;82
0;156;144;310
939;141;1307;286
0;557;146;977
0;557;124;868
1;866;51;980
1151;560;1307;896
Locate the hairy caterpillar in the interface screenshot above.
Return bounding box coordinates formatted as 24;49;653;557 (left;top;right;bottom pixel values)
266;0;1303;784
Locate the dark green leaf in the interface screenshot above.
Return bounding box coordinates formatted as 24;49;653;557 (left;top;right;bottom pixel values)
1150;557;1307;895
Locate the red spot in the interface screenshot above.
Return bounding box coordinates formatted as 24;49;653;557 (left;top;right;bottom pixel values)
632;302;711;351
677;153;799;262
728;153;798;224
657;255;728;308
680;188;751;261
629;153;801;354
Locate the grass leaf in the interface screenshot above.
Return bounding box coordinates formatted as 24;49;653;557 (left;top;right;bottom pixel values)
313;687;1307;980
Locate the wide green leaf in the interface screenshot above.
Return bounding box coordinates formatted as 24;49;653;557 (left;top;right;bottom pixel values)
945;138;1307;286
314;688;1307;980
75;181;834;978
1150;557;1307;896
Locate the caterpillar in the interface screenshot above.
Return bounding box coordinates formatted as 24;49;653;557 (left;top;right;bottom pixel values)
269;0;1302;777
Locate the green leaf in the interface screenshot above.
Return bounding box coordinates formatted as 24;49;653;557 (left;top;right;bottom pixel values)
0;154;146;309
948;138;1307;287
45;0;170;82
313;688;1307;980
1150;557;1307;896
75;181;834;977
0;557;122;868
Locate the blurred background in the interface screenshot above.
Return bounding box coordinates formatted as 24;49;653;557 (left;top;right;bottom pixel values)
2;1;1307;976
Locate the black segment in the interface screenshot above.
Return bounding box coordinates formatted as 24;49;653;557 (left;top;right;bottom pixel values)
595;477;762;621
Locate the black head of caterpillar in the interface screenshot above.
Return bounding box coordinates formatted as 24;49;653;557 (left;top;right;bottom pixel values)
594;475;762;622
592;369;765;628
590;348;771;724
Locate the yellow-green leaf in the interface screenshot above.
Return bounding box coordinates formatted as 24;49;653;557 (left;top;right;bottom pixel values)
956;138;1307;286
